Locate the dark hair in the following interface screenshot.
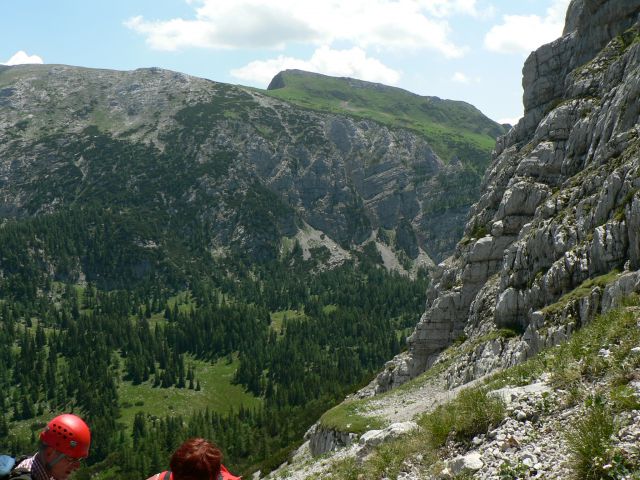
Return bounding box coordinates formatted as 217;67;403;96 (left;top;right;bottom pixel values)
169;438;222;480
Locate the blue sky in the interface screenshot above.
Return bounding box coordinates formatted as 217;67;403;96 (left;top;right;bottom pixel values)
2;0;571;124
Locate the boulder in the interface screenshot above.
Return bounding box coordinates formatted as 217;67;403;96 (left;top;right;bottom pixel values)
359;422;419;447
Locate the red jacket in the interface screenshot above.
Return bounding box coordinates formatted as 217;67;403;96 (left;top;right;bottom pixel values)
148;467;240;480
219;466;241;480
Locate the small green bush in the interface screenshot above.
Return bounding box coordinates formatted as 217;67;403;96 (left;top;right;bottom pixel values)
549;361;582;390
610;385;640;412
419;388;506;446
324;457;360;480
498;459;530;479
566;395;617;480
470;223;488;239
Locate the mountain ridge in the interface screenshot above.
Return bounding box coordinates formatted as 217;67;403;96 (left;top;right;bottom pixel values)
261;69;505;164
268;69;435;99
0;63;503;267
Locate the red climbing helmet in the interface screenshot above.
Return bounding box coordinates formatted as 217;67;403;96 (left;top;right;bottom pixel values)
40;414;91;458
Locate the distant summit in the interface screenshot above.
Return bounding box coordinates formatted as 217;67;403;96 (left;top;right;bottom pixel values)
267;69;402;95
263;69;505;155
266;70;287;90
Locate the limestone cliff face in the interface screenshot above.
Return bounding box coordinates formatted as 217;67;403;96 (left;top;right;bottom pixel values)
378;0;640;390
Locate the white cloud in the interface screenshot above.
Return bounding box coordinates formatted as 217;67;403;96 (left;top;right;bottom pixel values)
497;116;522;126
230;46;401;86
418;0;482;18
2;50;44;66
452;72;470;83
451;72;481;84
484;0;570;54
451;72;481;85
125;0;470;58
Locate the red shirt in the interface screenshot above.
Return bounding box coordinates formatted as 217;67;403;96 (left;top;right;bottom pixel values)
146;466;240;480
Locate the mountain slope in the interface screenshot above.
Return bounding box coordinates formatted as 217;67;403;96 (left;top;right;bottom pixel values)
264;69;504;166
0;65;501;271
267;0;640;477
381;0;640;389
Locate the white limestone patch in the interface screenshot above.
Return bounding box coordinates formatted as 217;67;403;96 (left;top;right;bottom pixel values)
293;221;351;267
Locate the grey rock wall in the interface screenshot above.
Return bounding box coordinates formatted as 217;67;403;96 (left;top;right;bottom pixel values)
377;0;640;391
307;424;358;456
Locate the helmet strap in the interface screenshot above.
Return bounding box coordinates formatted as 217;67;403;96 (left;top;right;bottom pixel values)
47;452;66;469
40;446;65;470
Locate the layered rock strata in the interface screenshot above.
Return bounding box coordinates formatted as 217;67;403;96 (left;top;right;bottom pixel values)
0;65;498;263
378;0;640;391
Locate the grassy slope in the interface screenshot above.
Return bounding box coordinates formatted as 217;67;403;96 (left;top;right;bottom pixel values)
118;356;261;429
318;294;640;479
258;70;505;165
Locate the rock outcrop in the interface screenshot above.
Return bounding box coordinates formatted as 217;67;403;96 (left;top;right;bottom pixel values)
378;0;640;391
307;424;359;457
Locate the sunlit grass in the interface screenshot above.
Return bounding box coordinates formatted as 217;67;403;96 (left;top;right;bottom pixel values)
117;356;261;430
257;71;503;165
319;399;386;435
269;309;307;333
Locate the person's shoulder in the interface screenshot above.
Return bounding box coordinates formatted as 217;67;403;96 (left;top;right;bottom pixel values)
8;453;41;480
146;471;171;480
7;454;35;480
13;455;34;470
219;465;241;480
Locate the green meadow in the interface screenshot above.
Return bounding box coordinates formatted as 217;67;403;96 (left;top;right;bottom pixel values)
118;356;261;429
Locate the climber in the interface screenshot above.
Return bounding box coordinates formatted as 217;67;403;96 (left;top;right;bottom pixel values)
146;438;240;480
13;413;91;480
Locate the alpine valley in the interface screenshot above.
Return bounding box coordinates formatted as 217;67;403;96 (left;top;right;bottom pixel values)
0;31;503;480
2;1;640;480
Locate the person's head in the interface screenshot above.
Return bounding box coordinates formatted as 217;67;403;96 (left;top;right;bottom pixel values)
169;438;222;480
39;414;91;480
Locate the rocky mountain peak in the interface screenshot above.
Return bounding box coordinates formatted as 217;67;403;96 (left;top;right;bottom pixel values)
376;0;640;388
516;0;640;145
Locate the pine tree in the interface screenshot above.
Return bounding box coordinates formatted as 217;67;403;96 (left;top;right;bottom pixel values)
0;414;8;438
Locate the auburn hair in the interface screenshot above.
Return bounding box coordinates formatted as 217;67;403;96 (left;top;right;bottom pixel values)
170;438;222;480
